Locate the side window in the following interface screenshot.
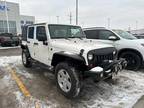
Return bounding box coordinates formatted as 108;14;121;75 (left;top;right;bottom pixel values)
99;30;115;40
28;27;34;39
84;30;99;39
36;26;47;40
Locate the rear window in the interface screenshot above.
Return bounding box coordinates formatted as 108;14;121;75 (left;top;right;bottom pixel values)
28;27;34;39
22;26;28;41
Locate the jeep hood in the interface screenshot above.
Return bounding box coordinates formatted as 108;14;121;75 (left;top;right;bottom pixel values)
51;39;114;54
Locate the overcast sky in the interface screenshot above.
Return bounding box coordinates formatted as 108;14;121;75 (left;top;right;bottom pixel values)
7;0;144;30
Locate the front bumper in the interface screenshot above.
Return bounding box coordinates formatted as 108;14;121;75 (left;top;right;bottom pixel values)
85;59;127;80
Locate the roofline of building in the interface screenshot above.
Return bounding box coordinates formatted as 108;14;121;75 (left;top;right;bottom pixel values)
20;15;35;18
0;1;19;5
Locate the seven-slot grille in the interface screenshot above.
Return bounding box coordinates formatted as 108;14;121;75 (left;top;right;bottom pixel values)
94;53;114;65
88;47;116;66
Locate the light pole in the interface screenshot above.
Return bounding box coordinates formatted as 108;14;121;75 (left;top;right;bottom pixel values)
136;21;138;35
107;18;110;29
56;16;59;24
76;0;78;25
4;0;9;33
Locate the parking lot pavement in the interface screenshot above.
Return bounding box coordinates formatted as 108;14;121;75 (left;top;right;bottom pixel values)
0;49;144;108
133;96;144;108
0;47;21;57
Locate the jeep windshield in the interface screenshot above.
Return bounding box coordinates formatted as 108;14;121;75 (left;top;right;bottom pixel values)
113;30;137;40
48;25;86;39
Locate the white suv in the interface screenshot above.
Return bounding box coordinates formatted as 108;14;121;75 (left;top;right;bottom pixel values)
84;27;144;70
21;24;126;98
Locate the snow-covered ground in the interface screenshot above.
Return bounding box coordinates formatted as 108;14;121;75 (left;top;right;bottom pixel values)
0;56;144;108
0;56;21;67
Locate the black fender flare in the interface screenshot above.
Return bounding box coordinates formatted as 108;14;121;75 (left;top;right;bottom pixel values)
21;44;31;57
51;51;86;67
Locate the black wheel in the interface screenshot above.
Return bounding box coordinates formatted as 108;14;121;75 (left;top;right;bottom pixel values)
119;51;141;70
55;62;81;98
22;49;32;68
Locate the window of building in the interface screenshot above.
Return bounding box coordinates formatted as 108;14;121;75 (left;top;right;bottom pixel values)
21;20;24;24
0;20;17;34
26;21;33;25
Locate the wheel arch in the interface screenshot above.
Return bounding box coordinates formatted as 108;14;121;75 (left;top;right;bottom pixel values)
21;44;28;50
118;48;143;62
51;52;86;71
21;44;31;57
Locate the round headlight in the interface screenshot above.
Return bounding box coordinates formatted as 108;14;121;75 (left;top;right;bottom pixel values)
88;53;94;60
113;51;116;55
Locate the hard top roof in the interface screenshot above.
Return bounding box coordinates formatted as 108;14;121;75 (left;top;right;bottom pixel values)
27;23;81;27
83;27;106;31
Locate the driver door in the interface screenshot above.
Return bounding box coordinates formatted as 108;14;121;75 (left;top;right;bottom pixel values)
34;26;49;65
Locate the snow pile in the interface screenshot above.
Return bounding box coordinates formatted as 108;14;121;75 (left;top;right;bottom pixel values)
0;56;21;67
0;56;33;79
15;67;33;79
14;91;57;108
81;70;144;108
0;74;13;90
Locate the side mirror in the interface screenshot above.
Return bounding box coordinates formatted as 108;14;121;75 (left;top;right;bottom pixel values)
37;34;47;41
108;36;118;41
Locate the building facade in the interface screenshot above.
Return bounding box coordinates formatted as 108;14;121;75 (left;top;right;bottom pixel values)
0;1;35;35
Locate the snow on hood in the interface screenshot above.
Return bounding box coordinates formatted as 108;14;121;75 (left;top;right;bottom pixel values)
51;39;114;53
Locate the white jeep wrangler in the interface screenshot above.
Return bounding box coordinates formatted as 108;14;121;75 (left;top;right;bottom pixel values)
21;23;126;98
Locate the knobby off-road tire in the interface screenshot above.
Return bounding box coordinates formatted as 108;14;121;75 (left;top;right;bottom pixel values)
22;49;32;68
55;62;81;98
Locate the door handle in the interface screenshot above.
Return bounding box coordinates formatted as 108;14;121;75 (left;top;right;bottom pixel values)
34;43;38;45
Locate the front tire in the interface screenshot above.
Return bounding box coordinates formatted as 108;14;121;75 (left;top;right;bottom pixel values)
22;49;32;68
55;62;81;98
119;51;141;70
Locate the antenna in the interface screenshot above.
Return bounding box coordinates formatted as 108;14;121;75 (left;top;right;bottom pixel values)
107;18;110;29
56;16;59;24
